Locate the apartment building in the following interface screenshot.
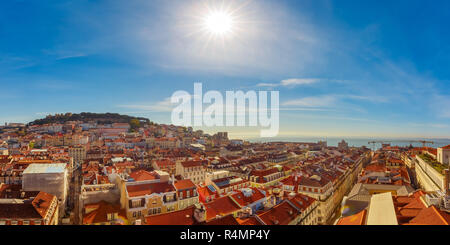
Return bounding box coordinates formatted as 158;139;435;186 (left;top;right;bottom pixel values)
174;179;199;210
119;170;178;224
22;163;69;216
0;191;59;225
68;145;86;167
176;159;207;184
437;145;450;166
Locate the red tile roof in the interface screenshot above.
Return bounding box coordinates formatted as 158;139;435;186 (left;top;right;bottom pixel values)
425;147;437;155
129;170;158;182
0;191;56;220
204;196;241;221
407;206;450;225
336;210;367;225
32;191;56;218
126;182;175;197
230;188;266;207
154;159;175;167
238;216;264;225
145;206;196;225
257;201;301;225
393;190;450;225
206;214;240;225
181;160;207;168
285;193;316;211
174;179;196;190
83;201;126;225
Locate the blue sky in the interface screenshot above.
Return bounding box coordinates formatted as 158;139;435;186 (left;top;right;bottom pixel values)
1;0;450;139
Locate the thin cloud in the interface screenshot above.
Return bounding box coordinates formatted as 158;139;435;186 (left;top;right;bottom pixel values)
55;53;88;60
281;78;319;86
256;83;278;87
257;78;320;88
282;95;337;107
118;97;175;112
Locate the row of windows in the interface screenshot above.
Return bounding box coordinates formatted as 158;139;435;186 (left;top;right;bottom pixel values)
220;182;250;194
185;172;203;178
301;186;324;193
0;220;42;225
179;189;198;199
186;167;202;172
147;208;162;216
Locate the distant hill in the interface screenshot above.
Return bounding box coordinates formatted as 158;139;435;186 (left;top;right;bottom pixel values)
28;112;152;126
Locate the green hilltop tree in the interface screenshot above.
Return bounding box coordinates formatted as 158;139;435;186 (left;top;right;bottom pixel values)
129;119;141;132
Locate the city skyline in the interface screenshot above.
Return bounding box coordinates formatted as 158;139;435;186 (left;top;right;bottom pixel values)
2;0;450;139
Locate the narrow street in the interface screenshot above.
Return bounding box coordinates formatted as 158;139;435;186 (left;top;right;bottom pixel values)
72;165;82;225
406;166;418;189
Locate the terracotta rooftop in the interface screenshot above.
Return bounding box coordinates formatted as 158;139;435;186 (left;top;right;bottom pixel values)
0;191;56;220
336;210;367;225
126;182;175;197
206;214;240;225
257;201;301;225
145;206;196;225
204;196;241;221
174;179;196;190
83;200;126;225
230;188;267;207
406;206;450;225
129;170;158;182
181;160;207;168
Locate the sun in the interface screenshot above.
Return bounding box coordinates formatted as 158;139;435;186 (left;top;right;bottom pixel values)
204;11;234;35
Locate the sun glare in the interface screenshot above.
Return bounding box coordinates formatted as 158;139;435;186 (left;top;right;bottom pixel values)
204;11;234;35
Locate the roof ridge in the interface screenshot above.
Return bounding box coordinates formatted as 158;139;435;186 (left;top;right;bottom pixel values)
431;206;449;225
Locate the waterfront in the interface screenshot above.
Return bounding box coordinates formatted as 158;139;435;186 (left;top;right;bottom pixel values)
249;137;450;149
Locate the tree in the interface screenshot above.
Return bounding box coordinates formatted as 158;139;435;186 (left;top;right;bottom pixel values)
129;119;141;132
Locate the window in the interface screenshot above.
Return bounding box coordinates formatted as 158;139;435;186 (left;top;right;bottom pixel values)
34;220;42;225
23;220;29;225
11;221;18;225
132;199;143;208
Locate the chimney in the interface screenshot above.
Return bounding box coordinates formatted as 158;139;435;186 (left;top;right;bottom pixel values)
194;204;206;223
444;169;450;195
